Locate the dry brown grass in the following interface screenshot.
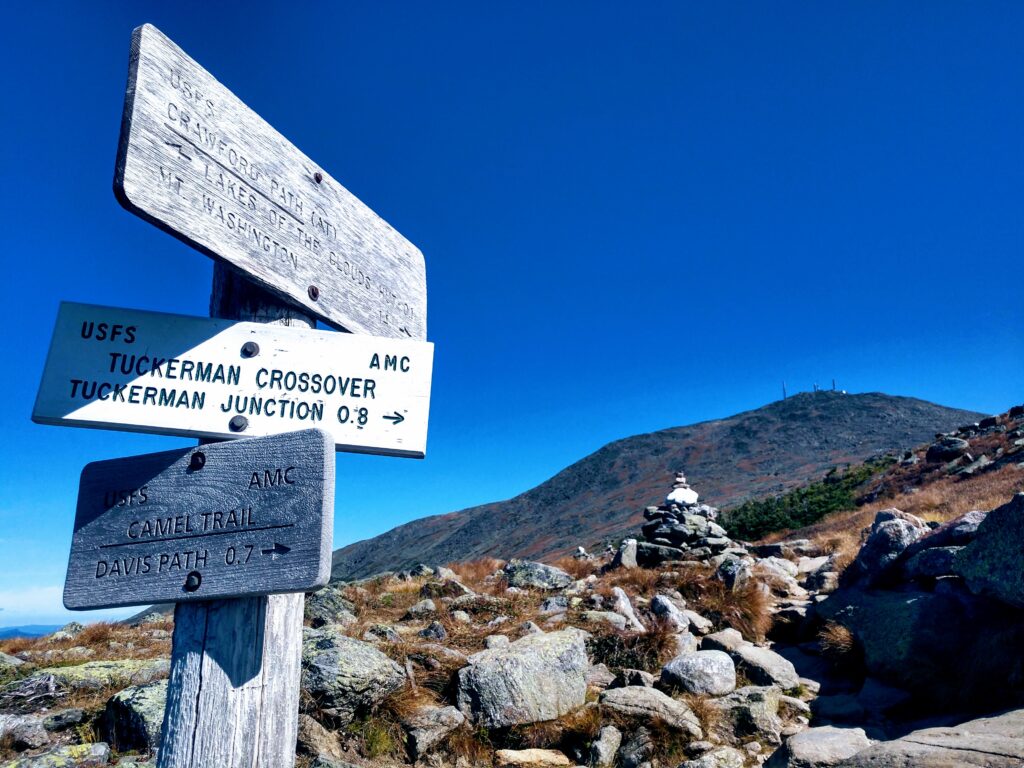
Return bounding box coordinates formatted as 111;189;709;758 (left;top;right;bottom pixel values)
767;463;1023;558
442;725;493;765
666;570;772;642
602;567;662;597
551;555;600;581
817;621;862;675
446;558;505;590
586;618;680;673
682;693;722;736
0;620;173;664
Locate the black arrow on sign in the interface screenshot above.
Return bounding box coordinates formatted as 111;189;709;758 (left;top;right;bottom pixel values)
261;543;291;558
383;411;405;425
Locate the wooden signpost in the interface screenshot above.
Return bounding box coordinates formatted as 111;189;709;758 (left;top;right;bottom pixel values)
114;23;426;340
65;430;334;610
30;21;432;768
34;302;433;457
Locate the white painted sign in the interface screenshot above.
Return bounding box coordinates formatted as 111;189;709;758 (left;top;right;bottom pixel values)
114;24;426;339
33;303;433;458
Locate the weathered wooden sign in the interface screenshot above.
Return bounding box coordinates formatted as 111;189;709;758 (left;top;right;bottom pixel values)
33;302;433;458
114;23;426;340
64;429;333;610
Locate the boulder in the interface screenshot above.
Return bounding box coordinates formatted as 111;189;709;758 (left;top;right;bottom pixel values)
926;436;970;462
611;587;646;632
660;651;736;696
598;686;703;738
711;686;783;746
904;510;987;559
847;509;928;586
0;714;48;750
902;546;962;581
701;628;747;653
955;494;1024;608
296;713;345;763
301;628;406;724
679;747;745;768
456;628;588;728
41;709;85;733
612;669;655;688
495;748;571;767
636;542;688;567
730;645;800;690
765;726;871;767
103;678;166;753
362;624;401;643
582;611;628;630
0;743;111;767
540;596;569;614
48;622;84;641
590;724;622;767
420;579;475;599
30;658;169;690
833;708;1024;767
617;725;653;768
651;594;689;631
611;539;639;570
403;598;437;619
304;583;357;628
503;560;573;590
0;651;25;675
402;705;465;761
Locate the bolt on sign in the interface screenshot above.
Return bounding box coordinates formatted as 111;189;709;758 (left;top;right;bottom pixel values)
63;429;333;610
33;302;433;458
114;23;426;340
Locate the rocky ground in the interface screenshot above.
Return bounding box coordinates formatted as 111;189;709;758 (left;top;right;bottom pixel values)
1;407;1023;768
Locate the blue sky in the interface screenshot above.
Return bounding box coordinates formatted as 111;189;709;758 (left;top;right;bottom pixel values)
1;2;1021;626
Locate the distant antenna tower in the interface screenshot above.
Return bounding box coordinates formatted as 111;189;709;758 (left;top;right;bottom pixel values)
782;381;787;399
813;383;819;393
832;379;836;391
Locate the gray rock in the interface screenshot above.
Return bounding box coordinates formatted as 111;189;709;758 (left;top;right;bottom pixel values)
702;628;747;653
420;579;475;599
304;583;357;628
0;714;48;750
0;651;25;674
586;663;616;690
684;610;714;635
765;726;871;767
903;510;987;558
926;436;970;462
612;669;655;688
711;686;783;746
485;634;510;649
456;628;588;728
48;622;84;641
540;596;569;614
955;493;1024;608
503;559;573;590
902;546;962;580
716;557;752;590
598;686;703;738
0;743;111;767
402;704;465;761
611;587;646;632
451;610;472;624
617;725;653;768
833;708;1024;767
28;658;169;691
362;623;401;643
732;645;800;689
590;725;622;767
679;747;745;768
296;713;345;762
672;631;701;655
419;620;448;641
660;650;736;696
611;538;639;570
848;509;928;586
651;594;689;631
403;598;437;619
636;542;688;567
103;678;166;753
41;709;85;732
301;628;406;724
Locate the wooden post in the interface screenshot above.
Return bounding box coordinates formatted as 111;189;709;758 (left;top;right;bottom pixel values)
158;265;315;768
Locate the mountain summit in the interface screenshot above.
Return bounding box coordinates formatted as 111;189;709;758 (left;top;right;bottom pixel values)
332;392;982;580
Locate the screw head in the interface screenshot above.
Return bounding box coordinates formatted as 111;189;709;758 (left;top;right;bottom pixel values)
229;415;249;433
241;341;260;358
308;285;320;301
183;571;202;593
189;451;206;471
313;171;323;183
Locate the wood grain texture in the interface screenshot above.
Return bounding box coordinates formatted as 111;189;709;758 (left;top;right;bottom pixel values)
157;263;313;768
115;24;426;340
64;429;334;610
34;301;434;457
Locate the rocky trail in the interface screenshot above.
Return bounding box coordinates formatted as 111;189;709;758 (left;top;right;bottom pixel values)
2;407;1023;767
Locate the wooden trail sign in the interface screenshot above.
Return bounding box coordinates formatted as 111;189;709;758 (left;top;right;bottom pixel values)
33;302;433;458
64;429;333;610
114;23;426;340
